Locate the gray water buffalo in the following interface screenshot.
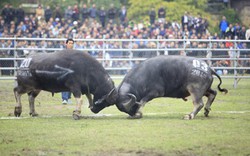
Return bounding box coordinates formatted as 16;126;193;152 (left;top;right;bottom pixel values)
92;55;228;120
14;50;117;120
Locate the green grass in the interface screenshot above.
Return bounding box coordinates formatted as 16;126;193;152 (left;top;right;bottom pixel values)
0;79;250;156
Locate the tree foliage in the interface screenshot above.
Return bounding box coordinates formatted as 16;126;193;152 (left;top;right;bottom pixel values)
221;8;240;24
0;0;123;11
0;0;240;34
127;0;230;33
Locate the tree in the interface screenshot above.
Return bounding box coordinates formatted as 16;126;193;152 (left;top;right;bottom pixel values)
127;0;220;33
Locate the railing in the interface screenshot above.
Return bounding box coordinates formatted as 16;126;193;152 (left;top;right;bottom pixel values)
0;37;249;88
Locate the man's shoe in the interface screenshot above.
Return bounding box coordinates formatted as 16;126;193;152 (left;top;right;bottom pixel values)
62;100;68;105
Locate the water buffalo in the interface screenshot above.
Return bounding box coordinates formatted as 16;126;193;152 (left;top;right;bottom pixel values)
92;55;228;120
14;50;117;120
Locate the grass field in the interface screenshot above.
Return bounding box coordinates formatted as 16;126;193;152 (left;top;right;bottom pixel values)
0;78;250;156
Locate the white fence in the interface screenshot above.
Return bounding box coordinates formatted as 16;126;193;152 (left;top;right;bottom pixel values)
0;37;250;88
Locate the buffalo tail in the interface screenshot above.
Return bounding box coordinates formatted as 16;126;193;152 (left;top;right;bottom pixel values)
212;70;228;94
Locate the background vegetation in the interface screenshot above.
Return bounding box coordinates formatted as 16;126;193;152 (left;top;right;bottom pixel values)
0;0;241;34
0;79;250;155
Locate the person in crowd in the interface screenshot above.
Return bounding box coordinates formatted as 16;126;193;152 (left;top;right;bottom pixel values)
119;5;127;26
35;5;44;21
238;26;246;40
64;5;73;21
149;7;156;25
187;12;194;31
54;6;62;20
172;20;180;30
234;22;241;38
15;5;25;25
1;4;15;26
239;42;249;68
194;13;202;33
44;6;53;22
8;4;15;24
98;6;106;28
1;4;9;24
158;7;166;23
89;4;97;21
181;11;189;31
218;43;228;58
81;4;89;23
61;38;74;105
107;3;116;24
219;16;229;39
201;19;209;34
52;17;60;27
72;4;79;21
246;25;250;40
225;23;235;39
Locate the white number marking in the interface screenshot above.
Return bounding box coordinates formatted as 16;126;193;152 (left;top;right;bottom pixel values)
192;60;208;72
20;58;32;68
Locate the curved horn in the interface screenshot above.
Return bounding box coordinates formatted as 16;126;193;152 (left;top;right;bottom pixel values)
95;88;118;105
106;88;118;104
123;93;137;111
108;88;116;96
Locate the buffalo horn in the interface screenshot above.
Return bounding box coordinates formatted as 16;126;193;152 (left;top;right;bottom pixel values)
106;88;118;104
108;88;115;96
94;88;118;105
123;93;137;110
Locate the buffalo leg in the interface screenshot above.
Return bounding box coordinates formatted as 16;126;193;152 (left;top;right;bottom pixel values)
69;85;83;120
28;90;41;117
72;96;83;120
184;87;205;120
204;89;217;117
130;91;161;119
71;88;83;120
13;86;27;117
184;97;204;120
86;93;93;109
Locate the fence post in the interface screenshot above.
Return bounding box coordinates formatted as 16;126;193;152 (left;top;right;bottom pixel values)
102;36;106;67
13;36;18;77
183;35;186;53
157;36;160;55
233;40;238;88
129;37;133;66
207;36;212;66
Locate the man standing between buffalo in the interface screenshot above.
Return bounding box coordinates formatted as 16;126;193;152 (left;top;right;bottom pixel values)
61;38;74;104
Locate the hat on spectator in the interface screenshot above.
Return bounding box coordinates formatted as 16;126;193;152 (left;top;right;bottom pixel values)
55;18;60;21
73;21;78;25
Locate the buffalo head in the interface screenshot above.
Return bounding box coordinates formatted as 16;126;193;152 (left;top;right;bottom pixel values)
115;93;140;116
91;88;118;113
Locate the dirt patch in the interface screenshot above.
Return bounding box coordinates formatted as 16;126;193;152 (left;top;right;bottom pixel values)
94;149;165;156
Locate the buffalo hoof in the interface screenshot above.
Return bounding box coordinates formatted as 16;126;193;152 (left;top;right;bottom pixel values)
127;112;143;119
183;114;193;120
29;112;38;117
73;110;81;120
204;108;211;117
14;106;22;117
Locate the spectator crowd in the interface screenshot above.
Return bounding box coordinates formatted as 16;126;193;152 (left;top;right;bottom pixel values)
0;3;250;75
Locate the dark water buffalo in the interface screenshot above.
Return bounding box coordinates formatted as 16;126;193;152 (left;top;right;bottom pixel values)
14;50;117;120
92;55;228;120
